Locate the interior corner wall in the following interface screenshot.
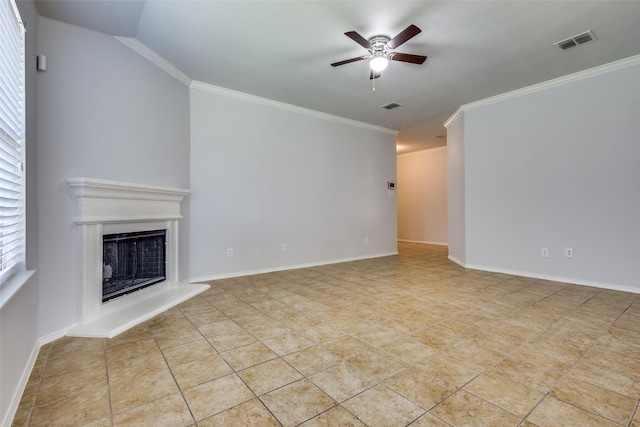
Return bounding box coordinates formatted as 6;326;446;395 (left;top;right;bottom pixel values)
445;113;466;264
461;61;640;292
188;88;398;279
1;1;40;424
397;147;448;245
36;17;190;339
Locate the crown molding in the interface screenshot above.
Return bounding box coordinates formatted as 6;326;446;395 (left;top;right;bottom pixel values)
115;36;192;86
459;54;640;115
443;107;464;128
190;80;399;136
397;145;447;157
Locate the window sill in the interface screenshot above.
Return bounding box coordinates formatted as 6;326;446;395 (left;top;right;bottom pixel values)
0;270;36;310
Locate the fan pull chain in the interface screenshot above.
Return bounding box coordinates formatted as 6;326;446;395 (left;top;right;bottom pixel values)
373;77;376;91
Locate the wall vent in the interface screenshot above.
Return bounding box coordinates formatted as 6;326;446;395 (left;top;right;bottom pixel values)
554;30;596;50
380;102;402;110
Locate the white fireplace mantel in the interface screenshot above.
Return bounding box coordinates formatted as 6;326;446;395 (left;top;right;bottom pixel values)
66;177;209;338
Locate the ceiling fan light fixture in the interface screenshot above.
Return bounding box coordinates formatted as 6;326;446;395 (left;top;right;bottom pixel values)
370;55;388;72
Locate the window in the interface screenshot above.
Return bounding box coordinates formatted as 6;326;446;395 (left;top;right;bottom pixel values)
0;0;26;286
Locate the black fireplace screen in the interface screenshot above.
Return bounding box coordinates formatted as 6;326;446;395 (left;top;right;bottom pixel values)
102;229;167;302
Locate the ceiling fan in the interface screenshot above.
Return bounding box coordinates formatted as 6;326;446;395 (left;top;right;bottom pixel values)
331;24;427;80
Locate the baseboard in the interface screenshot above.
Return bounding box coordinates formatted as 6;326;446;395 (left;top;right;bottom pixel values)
447;256;640;295
398;239;448;246
190;251;399;283
1;340;40;427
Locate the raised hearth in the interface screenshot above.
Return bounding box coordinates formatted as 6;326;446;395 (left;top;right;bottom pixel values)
66;177;209;338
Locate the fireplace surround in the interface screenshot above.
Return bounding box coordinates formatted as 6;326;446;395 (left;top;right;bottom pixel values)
66;177;209;338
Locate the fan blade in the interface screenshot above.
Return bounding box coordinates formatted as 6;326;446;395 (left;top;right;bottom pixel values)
370;70;381;80
331;56;368;67
389;52;427;64
345;31;371;49
387;24;421;49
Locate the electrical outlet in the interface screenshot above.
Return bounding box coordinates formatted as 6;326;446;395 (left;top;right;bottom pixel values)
227;248;233;257
541;248;549;258
282;243;287;252
364;237;369;244
565;248;573;258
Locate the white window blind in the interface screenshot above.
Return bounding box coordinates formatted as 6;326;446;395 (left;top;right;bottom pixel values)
0;0;26;286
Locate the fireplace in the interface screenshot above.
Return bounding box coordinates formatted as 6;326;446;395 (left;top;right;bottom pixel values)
66;177;209;338
102;229;167;302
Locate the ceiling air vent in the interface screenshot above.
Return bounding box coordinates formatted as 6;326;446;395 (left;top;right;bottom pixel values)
380;102;402;110
554;30;596;50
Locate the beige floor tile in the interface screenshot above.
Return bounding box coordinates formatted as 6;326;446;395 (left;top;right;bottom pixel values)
631;408;640;427
197;398;281;427
463;371;545;418
262;331;314;355
409;413;453;427
527;397;620;427
582;347;640;375
207;329;257;352
550;376;636;425
111;393;194;427
183;308;227;327
14;242;640;427
260;379;336;427
346;348;409;381
431;319;479;339
160;336;217;367
483;321;539;343
568;361;640;399
489;346;573;393
105;324;153;347
107;349;167;383
445;340;506;369
342;384;425;427
379;337;437;364
105;337;159;362
309;361;377;402
238;358;303;395
47;336;105;360
324;335;373;360
154;326;204;349
43;351;106;379
299;405;366;426
384;366;457;410
109;368;178;414
432;390;521;427
36;367;107;407
221;341;278;370
352;324;400;347
182;373;254;421
283;344;342;376
416;352;482;387
464;329;522;355
195;318;245;338
29;386;110;427
242;320;291;340
171;353;233;389
409;328;463;349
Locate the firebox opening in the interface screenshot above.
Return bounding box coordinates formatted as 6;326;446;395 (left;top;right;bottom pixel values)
102;229;167;303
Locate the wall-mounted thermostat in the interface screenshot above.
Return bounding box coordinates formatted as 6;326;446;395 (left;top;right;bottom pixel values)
388;182;396;190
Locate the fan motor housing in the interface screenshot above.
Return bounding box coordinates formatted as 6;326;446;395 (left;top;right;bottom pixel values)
369;35;391;53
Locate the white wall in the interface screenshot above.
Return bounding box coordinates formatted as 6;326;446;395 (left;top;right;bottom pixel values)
397;147;448;245
1;1;40;424
36;17;190;339
447;57;640;292
189;86;398;279
446;113;466;264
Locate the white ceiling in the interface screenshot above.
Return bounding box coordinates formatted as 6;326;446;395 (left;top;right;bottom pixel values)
33;0;640;154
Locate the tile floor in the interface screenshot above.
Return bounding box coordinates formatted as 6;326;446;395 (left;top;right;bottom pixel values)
12;243;640;426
